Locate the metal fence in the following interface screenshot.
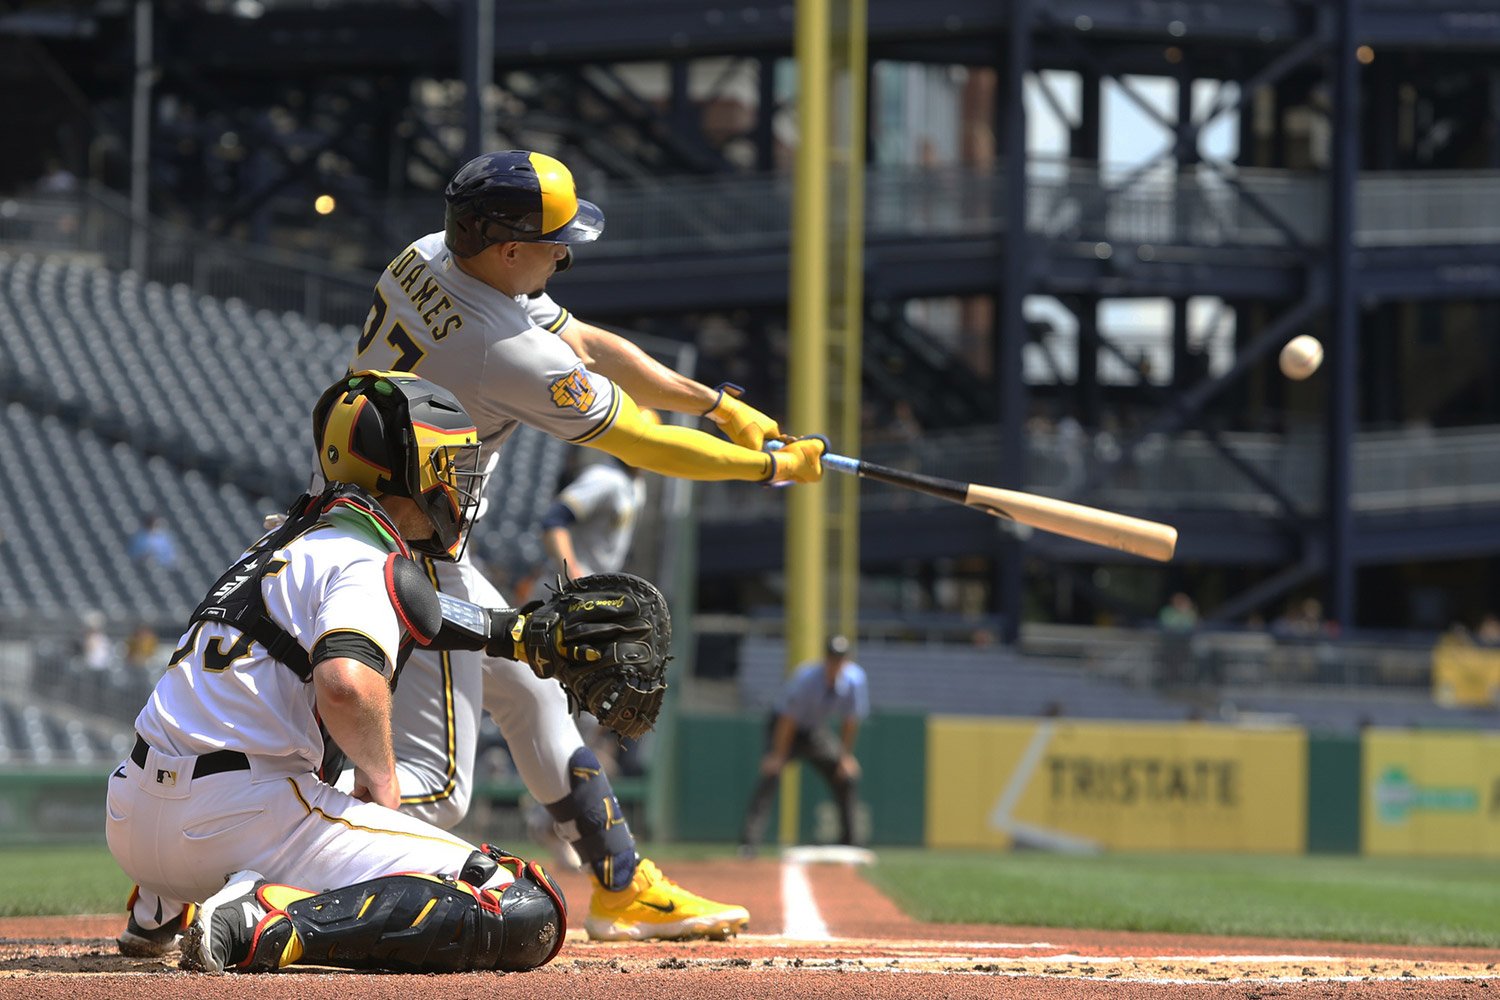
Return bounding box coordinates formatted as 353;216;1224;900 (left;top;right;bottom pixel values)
8;164;1500;322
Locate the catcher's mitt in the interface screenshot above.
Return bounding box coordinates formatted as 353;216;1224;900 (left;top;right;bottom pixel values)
507;573;671;740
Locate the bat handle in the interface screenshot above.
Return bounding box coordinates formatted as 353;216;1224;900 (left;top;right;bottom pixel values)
764;439;860;476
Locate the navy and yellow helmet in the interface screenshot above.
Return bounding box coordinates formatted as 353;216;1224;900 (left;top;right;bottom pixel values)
312;371;485;561
444;150;605;259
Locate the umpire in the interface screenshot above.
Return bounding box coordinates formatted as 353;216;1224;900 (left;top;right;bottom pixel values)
739;636;869;855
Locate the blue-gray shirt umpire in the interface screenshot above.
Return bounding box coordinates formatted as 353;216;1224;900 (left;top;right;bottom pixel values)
777;644;870;731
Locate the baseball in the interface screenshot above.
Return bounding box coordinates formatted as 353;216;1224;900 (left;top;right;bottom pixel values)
1279;335;1323;380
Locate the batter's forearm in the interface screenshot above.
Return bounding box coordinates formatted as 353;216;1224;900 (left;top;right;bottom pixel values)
563;322;718;414
591;390;774;482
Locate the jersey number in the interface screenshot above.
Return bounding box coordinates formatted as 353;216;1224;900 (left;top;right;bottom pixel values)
358;289;427;373
167;622;257;674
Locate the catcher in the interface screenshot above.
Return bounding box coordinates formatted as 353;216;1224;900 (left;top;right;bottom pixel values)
107;370;669;974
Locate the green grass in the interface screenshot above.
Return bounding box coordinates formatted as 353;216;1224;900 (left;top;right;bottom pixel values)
0;845;134;916
864;849;1500;947
11;843;1500;948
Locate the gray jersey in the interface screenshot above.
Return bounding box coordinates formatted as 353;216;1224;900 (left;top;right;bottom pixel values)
555;462;646;576
344;233;606;830
354;232;618;466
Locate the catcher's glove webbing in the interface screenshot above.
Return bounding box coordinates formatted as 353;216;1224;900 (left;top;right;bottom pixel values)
505;573;670;740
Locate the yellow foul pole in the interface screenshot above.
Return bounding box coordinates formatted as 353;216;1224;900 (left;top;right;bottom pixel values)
834;0;866;639
782;0;832;846
782;0;866;846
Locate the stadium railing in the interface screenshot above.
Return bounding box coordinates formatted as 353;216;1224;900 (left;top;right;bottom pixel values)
7;163;1500;324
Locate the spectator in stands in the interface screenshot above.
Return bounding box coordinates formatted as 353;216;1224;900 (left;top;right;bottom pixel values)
738;635;869;856
79;611;115;672
36;159;78;196
1159;592;1199;630
124;625;161;673
1477;614;1500;647
128;514;178;569
1157;592;1199;685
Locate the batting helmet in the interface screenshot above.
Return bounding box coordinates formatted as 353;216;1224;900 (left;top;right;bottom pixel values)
444;150;605;260
312;370;485;561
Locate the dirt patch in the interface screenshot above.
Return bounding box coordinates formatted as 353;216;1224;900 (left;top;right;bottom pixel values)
3;860;1499;999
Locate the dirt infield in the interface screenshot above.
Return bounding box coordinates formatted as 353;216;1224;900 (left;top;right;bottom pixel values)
4;859;1500;999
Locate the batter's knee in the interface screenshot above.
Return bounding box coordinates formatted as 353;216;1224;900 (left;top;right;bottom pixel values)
398;780;472;831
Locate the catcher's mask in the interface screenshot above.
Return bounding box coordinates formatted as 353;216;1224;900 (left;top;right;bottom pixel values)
312;370;485;561
444;150;605;261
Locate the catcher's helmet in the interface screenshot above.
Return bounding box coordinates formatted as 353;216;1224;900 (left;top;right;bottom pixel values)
312;370;485;561
444;150;605;259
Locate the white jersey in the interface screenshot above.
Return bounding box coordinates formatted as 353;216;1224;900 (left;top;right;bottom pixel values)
354;232;618;466
555;461;645;576
134;515;401;773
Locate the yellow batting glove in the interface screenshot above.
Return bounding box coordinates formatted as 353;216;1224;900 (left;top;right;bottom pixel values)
704;383;784;451
764;435;827;484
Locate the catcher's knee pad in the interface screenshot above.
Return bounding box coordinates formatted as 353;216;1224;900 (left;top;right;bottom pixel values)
264;867;565;973
545;746;637;890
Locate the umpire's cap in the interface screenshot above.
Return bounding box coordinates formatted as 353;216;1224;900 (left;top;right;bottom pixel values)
444;150;605;258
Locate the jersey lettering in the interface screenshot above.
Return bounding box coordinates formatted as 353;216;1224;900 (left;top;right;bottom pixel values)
398;262;427;293
389;247;420;278
357;289;431;372
422;294;453;328
385;323;426;372
167;622;206;669
411;276;443;311
359;290;389;353
549;367;597;412
203;629;258;673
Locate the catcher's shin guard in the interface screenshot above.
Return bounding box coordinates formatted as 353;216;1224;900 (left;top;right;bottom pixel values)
232;861;566;973
545;746;638;891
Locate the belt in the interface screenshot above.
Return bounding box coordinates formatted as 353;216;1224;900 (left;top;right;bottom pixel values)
131;735;251;779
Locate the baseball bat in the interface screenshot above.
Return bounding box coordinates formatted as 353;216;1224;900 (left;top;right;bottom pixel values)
772;444;1177;561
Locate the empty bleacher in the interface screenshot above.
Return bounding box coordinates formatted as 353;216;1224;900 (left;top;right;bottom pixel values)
0;251;569;630
736;636;1195;722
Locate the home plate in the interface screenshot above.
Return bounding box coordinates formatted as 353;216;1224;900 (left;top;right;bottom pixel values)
782;845;877;865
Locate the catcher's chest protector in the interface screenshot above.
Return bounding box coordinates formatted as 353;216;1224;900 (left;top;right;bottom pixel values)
188;484;409;681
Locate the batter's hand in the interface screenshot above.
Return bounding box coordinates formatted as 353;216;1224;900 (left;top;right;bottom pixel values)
705;383;785;451
764;435;827;484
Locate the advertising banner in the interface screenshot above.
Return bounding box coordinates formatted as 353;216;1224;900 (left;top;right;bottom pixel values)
1363;729;1500;856
927;718;1306;852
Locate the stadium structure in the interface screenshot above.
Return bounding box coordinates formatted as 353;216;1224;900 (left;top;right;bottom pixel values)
2;1;1500;851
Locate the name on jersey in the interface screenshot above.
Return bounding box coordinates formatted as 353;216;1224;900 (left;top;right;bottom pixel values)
389;247;463;340
549;366;597;412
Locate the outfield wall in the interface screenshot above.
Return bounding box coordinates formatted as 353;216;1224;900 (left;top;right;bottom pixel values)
672;715;1494;857
8;719;1496;857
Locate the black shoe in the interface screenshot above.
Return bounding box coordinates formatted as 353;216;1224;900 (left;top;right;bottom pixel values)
182;871;267;973
117;904;194;957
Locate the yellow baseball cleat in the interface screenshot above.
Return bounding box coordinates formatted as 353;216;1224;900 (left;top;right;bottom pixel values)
584;858;749;941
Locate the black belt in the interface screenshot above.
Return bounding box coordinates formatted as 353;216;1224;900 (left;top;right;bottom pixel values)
131;735;251;779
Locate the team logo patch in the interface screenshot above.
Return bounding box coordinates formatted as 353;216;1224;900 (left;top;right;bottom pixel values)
549;367;597;413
